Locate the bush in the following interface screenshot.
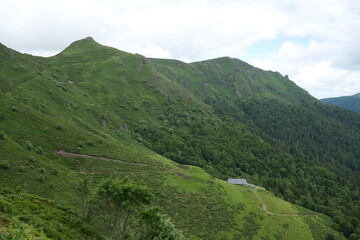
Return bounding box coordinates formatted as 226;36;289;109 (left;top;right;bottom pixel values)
86;140;94;146
28;156;36;163
0;132;5;140
19;166;26;172
55;124;63;130
325;233;335;240
11;106;18;112
39;168;45;174
35;146;43;154
25;141;33;150
38;175;46;183
51;169;59;175
0;199;14;213
12;65;20;71
0;160;10;169
78;141;84;148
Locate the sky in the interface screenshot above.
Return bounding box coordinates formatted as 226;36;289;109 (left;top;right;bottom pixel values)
1;0;360;99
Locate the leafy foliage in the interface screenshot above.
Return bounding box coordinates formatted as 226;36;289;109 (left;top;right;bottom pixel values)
90;178;184;240
0;188;101;240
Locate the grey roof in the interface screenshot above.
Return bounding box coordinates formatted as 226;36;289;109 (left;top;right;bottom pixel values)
227;178;248;185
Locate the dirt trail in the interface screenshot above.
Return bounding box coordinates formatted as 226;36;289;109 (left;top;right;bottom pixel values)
56;150;152;165
252;187;318;217
56;150;190;178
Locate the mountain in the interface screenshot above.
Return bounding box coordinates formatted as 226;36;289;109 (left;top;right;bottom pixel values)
0;37;358;239
322;93;360;113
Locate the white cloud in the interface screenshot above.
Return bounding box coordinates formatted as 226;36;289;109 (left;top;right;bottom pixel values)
142;45;172;59
179;57;190;63
251;40;360;98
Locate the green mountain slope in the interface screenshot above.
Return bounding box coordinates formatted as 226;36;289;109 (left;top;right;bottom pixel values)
0;91;342;239
148;57;360;238
0;37;356;239
322;93;360;113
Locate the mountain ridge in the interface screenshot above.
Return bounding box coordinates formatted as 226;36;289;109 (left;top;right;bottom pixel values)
322;93;360;113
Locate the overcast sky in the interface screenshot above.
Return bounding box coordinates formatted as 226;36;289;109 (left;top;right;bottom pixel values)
1;0;360;98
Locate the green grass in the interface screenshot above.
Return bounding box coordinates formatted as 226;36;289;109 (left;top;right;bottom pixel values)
256;189;298;214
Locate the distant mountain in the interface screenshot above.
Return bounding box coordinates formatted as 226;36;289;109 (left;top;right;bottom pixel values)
322;93;360;113
0;37;359;239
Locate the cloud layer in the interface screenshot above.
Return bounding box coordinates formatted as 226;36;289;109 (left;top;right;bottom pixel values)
1;0;359;98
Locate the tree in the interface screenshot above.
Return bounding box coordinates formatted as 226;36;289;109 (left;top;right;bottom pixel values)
95;177;153;240
92;178;184;240
140;207;184;240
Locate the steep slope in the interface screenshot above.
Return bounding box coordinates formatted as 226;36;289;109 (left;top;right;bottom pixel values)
149;57;360;238
0;87;343;239
322;93;360;113
0;37;355;239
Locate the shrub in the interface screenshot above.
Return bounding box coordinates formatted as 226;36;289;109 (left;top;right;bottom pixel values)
25;141;33;150
97;138;103;144
19;166;26;172
168;128;175;134
0;113;5;120
28;156;36;163
39;168;45;174
78;141;84;148
325;233;335;240
86;140;94;146
0;160;10;169
12;65;20;71
0;132;5;140
136;124;148;132
38;175;46;183
35;146;43;154
11;106;18;112
51;169;59;175
55;124;63;130
0;199;14;213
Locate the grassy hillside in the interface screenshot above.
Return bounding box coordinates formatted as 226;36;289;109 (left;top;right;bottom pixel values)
0;37;355;239
0;95;343;239
322;93;360;113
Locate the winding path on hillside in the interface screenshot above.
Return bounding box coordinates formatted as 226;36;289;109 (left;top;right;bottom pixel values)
55;150;190;178
56;150;150;166
252;187;318;217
